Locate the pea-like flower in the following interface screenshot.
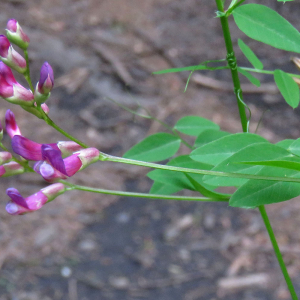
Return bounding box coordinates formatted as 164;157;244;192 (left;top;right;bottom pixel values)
33;146;100;182
0;62;34;105
0;35;26;73
12;135;83;160
5;183;66;215
6;19;30;50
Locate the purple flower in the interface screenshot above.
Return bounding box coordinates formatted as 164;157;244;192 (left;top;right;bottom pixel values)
11;135;83;160
5;183;66;215
0;35;26;73
6;19;30;50
34;146;100;182
37;62;54;94
5;109;21;138
0;63;34;105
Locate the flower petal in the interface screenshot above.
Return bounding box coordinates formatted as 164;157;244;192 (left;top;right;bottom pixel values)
12;135;42;160
6;187;28;208
41;144;67;175
64;154;82;176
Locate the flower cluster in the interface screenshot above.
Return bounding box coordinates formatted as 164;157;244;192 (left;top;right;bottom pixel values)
2;110;100;215
0;19;101;215
0;19;54;109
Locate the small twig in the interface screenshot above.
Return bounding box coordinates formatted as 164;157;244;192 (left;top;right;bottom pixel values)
92;42;134;86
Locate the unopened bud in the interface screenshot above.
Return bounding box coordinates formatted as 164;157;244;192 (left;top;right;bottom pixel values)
5;109;21;138
0;35;26;73
37;62;54;94
0;161;24;177
6;19;30;50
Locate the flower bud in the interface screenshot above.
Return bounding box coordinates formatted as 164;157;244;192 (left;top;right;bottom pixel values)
5;109;21;138
37;62;54;94
6;19;30;50
0;161;24;177
0;35;26;73
0;152;12;165
0;62;34;106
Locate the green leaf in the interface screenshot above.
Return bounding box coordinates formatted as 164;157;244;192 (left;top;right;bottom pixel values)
288;138;300;156
238;68;261;87
190;133;268;165
147;155;215;192
238;39;263;70
230;167;300;207
149;181;182;195
233;4;300;53
274;69;300;108
174;116;219;136
185;174;231;199
194;130;231;148
203;142;290;187
123;133;180;162
276;139;295;150
237;157;300;172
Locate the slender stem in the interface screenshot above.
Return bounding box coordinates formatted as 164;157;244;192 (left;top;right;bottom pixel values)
23;50;34;92
103;154;300;184
216;1;298;297
240;67;300;79
62;181;228;202
38;108;88;148
259;206;298;300
215;0;248;132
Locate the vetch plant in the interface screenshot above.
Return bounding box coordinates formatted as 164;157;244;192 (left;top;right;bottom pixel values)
1;2;300;297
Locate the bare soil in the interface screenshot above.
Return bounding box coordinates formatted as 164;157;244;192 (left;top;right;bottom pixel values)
0;0;300;299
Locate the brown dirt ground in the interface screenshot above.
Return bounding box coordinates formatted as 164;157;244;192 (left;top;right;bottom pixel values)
0;0;300;299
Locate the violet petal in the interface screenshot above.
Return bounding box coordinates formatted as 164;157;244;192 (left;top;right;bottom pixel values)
12;135;42;160
6;187;29;208
41;144;67;175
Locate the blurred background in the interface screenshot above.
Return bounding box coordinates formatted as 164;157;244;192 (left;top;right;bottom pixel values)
0;0;300;299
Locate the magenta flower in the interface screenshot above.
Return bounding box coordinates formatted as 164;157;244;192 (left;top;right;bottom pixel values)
34;146;100;182
0;62;34;105
6;19;30;50
5;183;66;215
5;109;21;138
0;35;26;73
11;135;83;160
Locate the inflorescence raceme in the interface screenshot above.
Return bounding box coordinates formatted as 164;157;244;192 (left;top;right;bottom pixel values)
0;19;100;215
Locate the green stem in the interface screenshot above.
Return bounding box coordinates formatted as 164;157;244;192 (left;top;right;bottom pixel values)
23;50;34;92
103;154;300;184
38;108;88;148
240;67;300;79
215;0;248;132
62;181;228;202
216;1;298;298
259;206;298;300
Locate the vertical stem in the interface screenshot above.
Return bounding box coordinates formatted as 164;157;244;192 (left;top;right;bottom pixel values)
259;206;298;300
215;0;248;132
215;0;298;298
